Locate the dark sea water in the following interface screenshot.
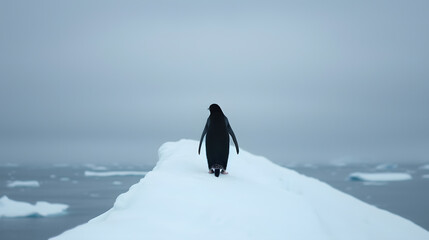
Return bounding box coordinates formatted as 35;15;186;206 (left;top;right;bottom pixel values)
0;164;151;240
1;162;428;240
287;163;429;232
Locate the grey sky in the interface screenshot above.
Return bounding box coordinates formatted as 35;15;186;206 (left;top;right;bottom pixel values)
1;1;428;165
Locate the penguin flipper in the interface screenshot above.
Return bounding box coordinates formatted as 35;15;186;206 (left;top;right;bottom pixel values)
226;118;239;154
198;118;209;154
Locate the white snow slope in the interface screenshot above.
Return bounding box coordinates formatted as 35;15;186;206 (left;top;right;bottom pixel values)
52;139;429;240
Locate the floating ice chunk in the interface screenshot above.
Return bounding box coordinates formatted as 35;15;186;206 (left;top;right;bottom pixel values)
374;163;398;170
52;139;429;240
0;196;68;217
84;171;147;177
112;181;122;185
349;172;412;182
422;174;429;179
420;164;429;170
7;181;40;188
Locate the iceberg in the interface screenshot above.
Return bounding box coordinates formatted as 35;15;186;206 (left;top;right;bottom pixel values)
52;139;429;240
0;196;68;218
7;180;40;188
349;172;412;182
84;171;147;177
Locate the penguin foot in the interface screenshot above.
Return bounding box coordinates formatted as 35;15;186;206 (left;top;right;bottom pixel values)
221;170;228;175
209;169;214;174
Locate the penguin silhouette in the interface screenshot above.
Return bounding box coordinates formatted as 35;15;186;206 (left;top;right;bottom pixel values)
198;104;239;177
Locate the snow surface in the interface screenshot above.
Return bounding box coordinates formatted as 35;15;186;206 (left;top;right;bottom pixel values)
0;196;68;218
7;180;40;188
349;172;412;182
84;171;147;177
52;139;429;240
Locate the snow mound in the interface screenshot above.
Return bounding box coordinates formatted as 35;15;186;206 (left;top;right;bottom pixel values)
0;196;68;218
7;180;40;188
349;172;412;182
84;171;147;177
52;139;429;240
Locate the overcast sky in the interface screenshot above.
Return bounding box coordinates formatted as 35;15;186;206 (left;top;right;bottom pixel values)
1;1;428;165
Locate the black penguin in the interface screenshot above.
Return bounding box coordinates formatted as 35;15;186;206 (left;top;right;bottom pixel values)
198;104;239;177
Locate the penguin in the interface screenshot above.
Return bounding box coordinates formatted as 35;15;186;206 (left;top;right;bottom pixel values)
198;104;239;177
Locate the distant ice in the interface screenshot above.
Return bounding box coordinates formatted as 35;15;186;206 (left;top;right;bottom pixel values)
60;177;70;182
52;139;429;240
422;174;429;179
0;196;68;218
84;171;147;177
349;172;412;182
112;181;122;185
374;163;398;170
84;164;108;171
420;164;429;170
7;181;40;188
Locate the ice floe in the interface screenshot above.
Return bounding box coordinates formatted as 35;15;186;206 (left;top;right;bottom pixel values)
349;172;412;182
0;196;68;218
7;181;40;188
84;171;147;177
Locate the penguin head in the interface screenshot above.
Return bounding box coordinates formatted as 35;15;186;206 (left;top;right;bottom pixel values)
209;104;223;114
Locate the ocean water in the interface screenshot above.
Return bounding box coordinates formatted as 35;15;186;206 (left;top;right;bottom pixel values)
0;164;151;240
1;163;428;239
288;163;429;232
